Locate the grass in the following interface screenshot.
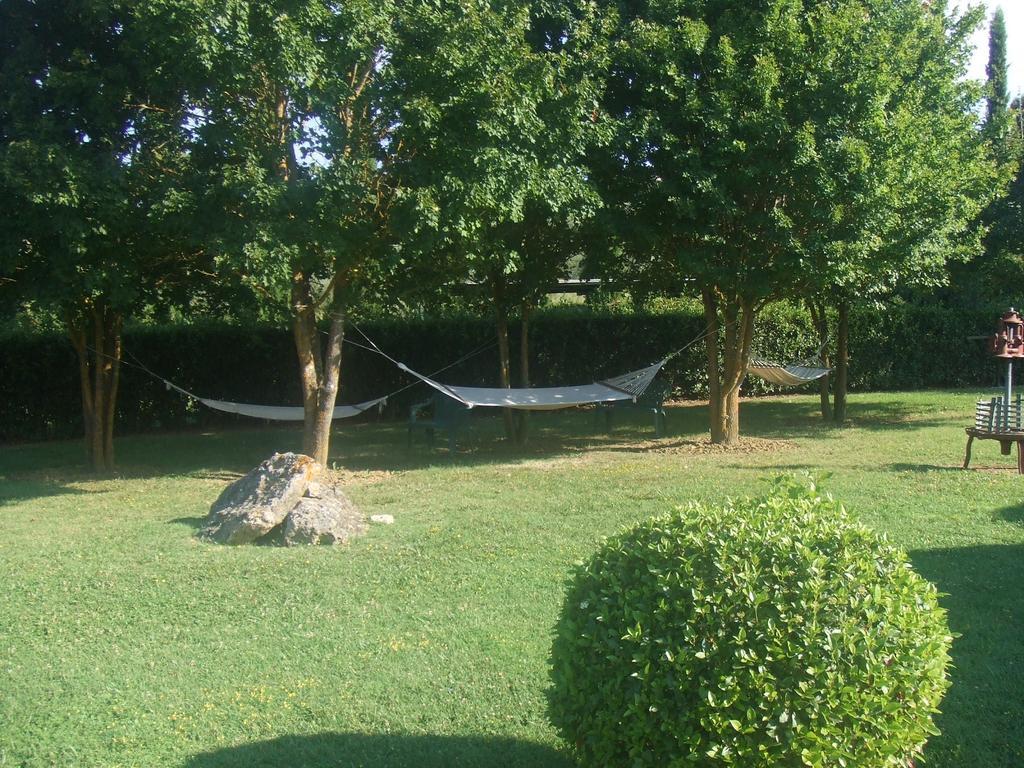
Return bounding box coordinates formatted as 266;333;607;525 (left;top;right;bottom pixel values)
1;390;1022;767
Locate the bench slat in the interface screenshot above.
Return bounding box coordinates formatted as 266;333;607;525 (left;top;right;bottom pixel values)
973;395;1024;434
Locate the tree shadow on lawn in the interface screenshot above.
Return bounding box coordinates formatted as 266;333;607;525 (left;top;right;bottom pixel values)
0;426;304;478
0;413;626;478
0;475;101;507
890;461;1024;475
994;501;1024;526
911;544;1024;767
169;515;206;530
184;732;573;768
0;417;666;505
888;463;968;473
0;396;971;496
737;397;963;438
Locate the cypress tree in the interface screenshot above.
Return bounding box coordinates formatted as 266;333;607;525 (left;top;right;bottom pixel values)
985;8;1009;142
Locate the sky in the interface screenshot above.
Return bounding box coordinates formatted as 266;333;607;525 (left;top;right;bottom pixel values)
960;1;1024;96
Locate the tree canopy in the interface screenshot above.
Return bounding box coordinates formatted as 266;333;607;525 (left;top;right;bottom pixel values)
392;0;610;439
986;8;1010;143
0;0;1010;463
585;0;995;442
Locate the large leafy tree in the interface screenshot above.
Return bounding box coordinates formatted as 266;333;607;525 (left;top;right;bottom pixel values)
394;0;608;443
589;0;994;442
986;148;1024;289
804;1;996;423
171;0;406;465
0;0;199;471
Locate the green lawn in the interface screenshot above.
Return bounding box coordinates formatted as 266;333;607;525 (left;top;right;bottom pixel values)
1;391;1022;767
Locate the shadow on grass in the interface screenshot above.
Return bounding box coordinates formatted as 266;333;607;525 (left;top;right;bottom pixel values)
0;409;681;484
184;732;573;768
888;463;966;473
737;397;962;438
0;476;98;507
911;544;1024;767
0;394;973;501
995;501;1024;526
0;426;305;478
722;463;821;471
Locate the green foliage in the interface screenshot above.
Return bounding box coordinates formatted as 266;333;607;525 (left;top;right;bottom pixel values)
171;0;403;309
395;0;611;315
0;0;200;318
586;0;994;301
985;9;1010;144
848;299;1004;390
549;475;952;767
980;155;1024;294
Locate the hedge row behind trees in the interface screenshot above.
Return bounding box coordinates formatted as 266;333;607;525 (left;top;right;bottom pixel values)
1;0;1002;468
0;302;1001;443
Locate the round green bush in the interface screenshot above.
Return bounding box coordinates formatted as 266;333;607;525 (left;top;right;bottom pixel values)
549;476;952;767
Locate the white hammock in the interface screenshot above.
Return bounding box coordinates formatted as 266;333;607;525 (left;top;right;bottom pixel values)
746;358;831;387
395;360;667;410
164;381;386;421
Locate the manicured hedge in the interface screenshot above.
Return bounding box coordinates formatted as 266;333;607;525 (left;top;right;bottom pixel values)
0;301;1005;442
849;302;999;390
549;475;952;766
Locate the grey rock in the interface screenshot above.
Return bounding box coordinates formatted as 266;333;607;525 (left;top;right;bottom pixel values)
303;481;330;499
370;514;395;525
200;453;319;545
283;484;366;546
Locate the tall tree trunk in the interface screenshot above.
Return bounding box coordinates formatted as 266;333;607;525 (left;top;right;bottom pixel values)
702;289;724;443
493;276;517;442
807;299;833;421
103;314;122;467
519;304;531;388
68;299;122;473
495;309;517;442
279;87;344;464
308;308;345;466
291;269;323;454
833;299;849;424
703;288;754;446
90;307;105;466
515;303;531;445
291;269;347;466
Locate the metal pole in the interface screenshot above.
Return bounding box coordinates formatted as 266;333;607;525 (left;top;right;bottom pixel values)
1007;359;1014;431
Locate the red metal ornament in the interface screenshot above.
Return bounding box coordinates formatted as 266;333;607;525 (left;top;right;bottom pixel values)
990;308;1024;358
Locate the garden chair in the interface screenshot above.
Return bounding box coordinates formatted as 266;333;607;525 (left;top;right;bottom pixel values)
408;393;472;452
601;378;671;437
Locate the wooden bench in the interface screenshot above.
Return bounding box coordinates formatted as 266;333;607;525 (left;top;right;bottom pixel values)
964;395;1024;473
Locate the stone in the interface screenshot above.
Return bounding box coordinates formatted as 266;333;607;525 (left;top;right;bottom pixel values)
370;514;395;525
200;452;319;545
283;483;366;546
